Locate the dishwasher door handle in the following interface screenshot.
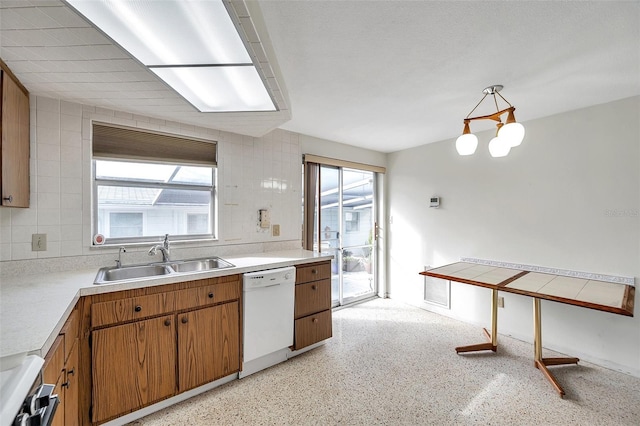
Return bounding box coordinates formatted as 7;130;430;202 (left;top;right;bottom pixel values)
246;282;283;291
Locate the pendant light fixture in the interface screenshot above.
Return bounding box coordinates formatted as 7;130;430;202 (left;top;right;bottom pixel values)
455;85;525;157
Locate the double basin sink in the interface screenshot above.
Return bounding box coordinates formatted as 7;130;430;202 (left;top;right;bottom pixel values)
94;257;234;284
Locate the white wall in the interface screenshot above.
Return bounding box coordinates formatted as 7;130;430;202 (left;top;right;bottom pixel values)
386;96;640;376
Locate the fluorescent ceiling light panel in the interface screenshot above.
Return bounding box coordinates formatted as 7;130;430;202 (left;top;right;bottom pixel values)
151;66;276;112
66;0;276;112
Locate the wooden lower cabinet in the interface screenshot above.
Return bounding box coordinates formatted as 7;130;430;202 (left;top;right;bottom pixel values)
293;261;333;350
44;308;80;426
89;276;241;424
62;340;80;426
178;301;240;392
92;315;177;423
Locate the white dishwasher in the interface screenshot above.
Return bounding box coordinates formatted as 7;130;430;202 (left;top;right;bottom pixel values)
240;266;295;378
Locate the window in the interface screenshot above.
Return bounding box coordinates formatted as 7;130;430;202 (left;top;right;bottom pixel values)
109;212;143;237
187;213;209;234
92;123;217;245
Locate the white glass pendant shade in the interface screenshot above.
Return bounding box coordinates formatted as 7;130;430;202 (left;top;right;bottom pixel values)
498;122;525;147
488;136;511;157
456;133;478;156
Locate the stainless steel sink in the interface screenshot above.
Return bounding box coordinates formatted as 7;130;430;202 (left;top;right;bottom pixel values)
94;257;234;284
169;258;234;273
95;264;172;283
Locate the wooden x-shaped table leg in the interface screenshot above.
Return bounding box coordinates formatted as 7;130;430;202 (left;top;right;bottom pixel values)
456;288;498;353
533;298;579;397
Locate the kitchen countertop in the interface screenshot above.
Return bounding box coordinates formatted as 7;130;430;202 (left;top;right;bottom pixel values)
0;249;332;363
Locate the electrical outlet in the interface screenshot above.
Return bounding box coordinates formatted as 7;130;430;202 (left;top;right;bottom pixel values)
32;233;47;251
272;224;280;237
498;297;505;308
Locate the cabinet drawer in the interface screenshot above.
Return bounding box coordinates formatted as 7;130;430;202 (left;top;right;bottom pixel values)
174;280;240;311
294;309;332;350
295;279;331;319
296;262;331;283
92;292;176;328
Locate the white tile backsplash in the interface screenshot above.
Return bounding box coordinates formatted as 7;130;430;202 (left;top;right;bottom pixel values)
11;225;37;243
37;209;60;226
37;143;60;161
37;159;60;177
1;95;303;265
11;208;37;226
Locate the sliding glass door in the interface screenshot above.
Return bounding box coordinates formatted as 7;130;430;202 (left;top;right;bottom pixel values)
305;163;378;306
339;168;375;303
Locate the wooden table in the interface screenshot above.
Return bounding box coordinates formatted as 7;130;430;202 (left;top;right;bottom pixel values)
420;262;635;397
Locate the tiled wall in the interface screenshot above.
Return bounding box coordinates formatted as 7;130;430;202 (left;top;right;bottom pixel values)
0;95;302;265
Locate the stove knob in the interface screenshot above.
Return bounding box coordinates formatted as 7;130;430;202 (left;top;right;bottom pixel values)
13;412;28;426
285;272;292;280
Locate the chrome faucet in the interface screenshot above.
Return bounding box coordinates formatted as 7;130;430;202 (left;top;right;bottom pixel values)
115;247;126;268
148;234;171;262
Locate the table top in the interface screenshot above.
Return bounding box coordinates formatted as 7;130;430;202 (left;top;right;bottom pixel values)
420;262;634;317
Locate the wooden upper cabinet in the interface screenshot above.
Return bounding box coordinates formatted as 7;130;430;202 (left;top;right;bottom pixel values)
0;60;30;208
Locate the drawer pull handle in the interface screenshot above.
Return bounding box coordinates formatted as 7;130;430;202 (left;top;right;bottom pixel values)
134;305;142;312
61;380;70;388
208;292;214;299
181;317;188;324
311;285;317;290
67;368;75;376
312;318;318;323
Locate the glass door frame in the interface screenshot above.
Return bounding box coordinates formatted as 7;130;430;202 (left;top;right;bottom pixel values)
337;167;377;306
307;164;378;308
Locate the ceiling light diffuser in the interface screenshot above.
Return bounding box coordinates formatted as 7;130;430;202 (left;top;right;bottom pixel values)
151;66;276;112
66;0;276;112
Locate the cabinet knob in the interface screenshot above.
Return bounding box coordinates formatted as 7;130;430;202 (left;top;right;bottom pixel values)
61;380;70;388
312;318;318;323
311;269;317;274
181;317;188;324
311;285;317;290
67;368;75;376
164;319;171;326
208;292;214;299
134;305;142;312
2;195;12;203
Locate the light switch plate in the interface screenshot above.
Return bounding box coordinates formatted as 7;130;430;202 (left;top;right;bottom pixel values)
272;224;280;237
32;234;47;251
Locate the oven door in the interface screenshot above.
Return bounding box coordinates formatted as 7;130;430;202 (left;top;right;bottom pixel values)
0;354;44;426
14;384;60;426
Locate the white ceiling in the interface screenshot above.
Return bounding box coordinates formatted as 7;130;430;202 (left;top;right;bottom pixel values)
1;1;639;154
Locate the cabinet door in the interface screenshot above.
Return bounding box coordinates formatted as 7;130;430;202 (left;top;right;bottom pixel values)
51;373;65;426
178;301;240;392
63;340;79;426
92;315;176;423
1;69;30;207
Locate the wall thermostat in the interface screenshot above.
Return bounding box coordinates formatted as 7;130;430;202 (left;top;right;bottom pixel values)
430;197;440;208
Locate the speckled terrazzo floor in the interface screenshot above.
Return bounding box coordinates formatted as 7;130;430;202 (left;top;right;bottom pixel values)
130;298;640;426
